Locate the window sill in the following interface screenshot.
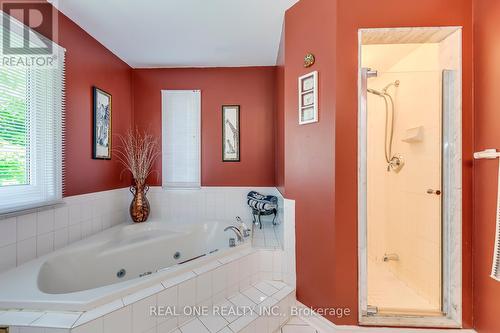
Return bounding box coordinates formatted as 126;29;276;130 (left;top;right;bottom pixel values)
0;200;65;221
161;186;202;191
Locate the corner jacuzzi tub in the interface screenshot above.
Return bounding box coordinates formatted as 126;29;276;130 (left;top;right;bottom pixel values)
0;220;242;312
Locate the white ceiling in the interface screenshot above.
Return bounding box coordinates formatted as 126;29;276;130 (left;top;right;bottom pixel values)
54;0;299;68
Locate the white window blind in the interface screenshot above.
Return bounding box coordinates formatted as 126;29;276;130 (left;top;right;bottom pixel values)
0;12;65;214
162;90;201;189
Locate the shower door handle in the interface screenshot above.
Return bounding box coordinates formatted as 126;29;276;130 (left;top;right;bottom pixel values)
426;189;441;195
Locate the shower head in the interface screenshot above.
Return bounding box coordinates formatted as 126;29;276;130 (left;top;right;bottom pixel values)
368;80;400;98
382;80;400;93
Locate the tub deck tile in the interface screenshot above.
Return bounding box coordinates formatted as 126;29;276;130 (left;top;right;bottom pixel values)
216;328;232;333
228;312;258;332
193;261;221;275
217;252;243;265
0;310;44;326
241;286;267;304
197;312;228;333
271;286;295;301
122;283;164;306
253;281;279;296
215;300;239;324
179;317;210;333
31;311;82;328
228;292;256;310
217;248;256;265
72;299;123;328
265;280;287;290
161;271;196;289
253;294;279;312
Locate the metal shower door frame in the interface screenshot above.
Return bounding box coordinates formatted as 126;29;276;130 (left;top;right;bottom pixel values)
357;27;463;328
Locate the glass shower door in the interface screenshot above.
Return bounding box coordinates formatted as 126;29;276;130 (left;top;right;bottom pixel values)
364;69;444;316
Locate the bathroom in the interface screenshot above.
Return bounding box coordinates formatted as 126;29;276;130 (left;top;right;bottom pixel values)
0;0;500;333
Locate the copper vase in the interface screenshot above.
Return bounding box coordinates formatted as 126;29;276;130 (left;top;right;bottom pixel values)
129;183;150;223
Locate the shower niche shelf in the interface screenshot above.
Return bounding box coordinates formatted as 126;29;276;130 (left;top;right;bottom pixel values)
402;126;424;143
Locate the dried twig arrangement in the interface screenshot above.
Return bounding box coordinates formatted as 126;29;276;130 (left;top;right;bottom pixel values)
115;128;160;185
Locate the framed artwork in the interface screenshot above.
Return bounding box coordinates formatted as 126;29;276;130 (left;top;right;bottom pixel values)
222;105;240;162
298;71;318;125
92;87;112;159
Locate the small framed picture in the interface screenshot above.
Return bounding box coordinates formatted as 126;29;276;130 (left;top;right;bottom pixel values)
222;105;240;162
301;107;316;123
302;75;315;91
298;71;318;125
302;91;315;107
92;87;112;159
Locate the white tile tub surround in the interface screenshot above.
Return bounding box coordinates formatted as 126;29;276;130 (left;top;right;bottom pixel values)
0;186;284;273
252;221;283;249
1;187;293;332
0;188;129;274
143;186;284;229
5;248;291;333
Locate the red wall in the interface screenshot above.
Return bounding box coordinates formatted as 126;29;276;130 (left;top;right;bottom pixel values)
283;0;473;326
1;3;134;196
283;0;339;322
472;0;500;332
131;67;276;186
336;0;474;326
58;13;133;196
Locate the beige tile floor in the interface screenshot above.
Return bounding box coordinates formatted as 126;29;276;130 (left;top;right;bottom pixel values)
367;259;437;313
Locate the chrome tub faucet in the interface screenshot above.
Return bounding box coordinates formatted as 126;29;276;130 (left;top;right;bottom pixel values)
224;225;244;243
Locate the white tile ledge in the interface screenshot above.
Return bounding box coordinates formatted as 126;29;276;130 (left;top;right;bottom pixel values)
0;201;65;221
122;283;164;306
30;311;82;328
71;299;123;328
0;188;128;220
0;310;41;326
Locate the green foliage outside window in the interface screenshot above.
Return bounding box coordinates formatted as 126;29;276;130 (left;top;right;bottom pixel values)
0;68;28;186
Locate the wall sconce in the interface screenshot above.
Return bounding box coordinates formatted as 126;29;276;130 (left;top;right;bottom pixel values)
304;53;315;68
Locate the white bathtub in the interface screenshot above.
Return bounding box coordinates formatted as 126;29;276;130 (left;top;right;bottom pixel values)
0;220;242;312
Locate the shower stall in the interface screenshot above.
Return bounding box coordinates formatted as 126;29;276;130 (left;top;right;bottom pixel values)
357;27;462;328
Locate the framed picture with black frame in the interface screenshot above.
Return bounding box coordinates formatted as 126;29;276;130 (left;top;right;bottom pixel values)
222;105;240;162
92;87;112;160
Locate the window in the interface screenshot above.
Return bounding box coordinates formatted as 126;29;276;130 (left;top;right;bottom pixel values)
161;90;201;188
0;12;65;214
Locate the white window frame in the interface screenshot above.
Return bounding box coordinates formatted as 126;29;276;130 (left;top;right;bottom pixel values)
0;12;65;215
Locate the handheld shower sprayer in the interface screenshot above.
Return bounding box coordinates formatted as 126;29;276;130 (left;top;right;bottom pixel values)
366;75;403;173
